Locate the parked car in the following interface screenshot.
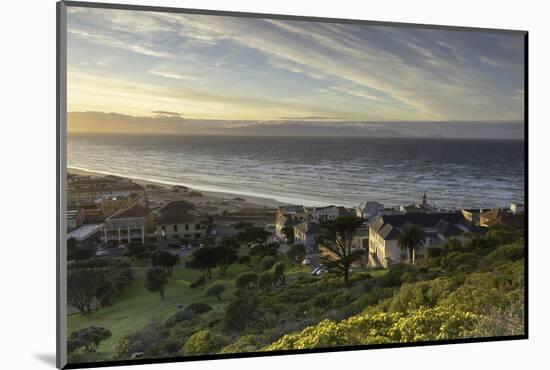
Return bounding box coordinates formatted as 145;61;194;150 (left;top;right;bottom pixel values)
316;268;328;276
302;258;311;265
180;244;192;250
117;244;126;249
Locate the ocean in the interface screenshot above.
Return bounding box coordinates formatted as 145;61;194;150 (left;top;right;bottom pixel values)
67;133;525;209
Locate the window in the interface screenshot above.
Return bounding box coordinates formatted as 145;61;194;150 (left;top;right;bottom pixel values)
185;224;189;231
173;225;178;232
195;224;201;230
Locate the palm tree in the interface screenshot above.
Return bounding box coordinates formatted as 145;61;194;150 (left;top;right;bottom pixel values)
397;225;425;264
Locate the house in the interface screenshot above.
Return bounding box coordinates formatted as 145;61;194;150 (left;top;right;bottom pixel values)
294;221;322;251
67;175;146;207
399;193;438;214
356;201;384;220
307;205;340;223
80;204;103;223
276;205;308;222
368;212;484;268
275;213;298;241
67;224;101;245
98;193;139;218
479;208;524;229
461;208;491;225
510;202;524;214
66;209;84;231
352;226;370;250
102;204;154;246
155;201;206;241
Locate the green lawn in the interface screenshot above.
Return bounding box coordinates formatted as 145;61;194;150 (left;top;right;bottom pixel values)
67;248;309;358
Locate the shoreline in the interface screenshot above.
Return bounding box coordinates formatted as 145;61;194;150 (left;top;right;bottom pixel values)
67;166;288;209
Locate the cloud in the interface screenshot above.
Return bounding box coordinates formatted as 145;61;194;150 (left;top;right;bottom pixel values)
149;69;199;80
151;110;182;117
66;7;525;122
67;111;524;139
277;116;346;120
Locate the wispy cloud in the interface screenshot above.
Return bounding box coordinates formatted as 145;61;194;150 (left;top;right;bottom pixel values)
66;7;525;123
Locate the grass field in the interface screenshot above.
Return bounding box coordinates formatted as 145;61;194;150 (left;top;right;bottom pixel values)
67;248;309;359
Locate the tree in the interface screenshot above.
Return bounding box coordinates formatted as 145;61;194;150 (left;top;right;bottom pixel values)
282;226;294;243
182;330;226;356
68;326;112;353
151;250;180;276
250;242;279;259
145;267;169;301
318;216;365;286
213;245;238;276
286;244;306;265
224;294;264;332
67;269;102;314
190;275;207;290
186;246;217;279
205;283;226;301
124;243;154;260
235;272;258;289
67;237;78;261
237;227;271;247
258;271;275;292
272;261;286;285
397;225;426;264
219;236;240;249
261;255;276;270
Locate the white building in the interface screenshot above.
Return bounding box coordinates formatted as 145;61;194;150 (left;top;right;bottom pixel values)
368;212;485;268
102;204;154;245
510;202;524;214
307;205;340;223
356;201;384;220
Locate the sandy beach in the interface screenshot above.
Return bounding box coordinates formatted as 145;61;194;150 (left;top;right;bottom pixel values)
67;167;286;211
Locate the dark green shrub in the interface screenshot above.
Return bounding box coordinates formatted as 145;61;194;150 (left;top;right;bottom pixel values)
187;302;213;314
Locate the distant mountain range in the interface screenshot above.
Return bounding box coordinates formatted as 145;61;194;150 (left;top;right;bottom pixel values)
67;111;525;140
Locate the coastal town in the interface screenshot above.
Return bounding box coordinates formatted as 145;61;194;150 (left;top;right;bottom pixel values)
66;170;525;271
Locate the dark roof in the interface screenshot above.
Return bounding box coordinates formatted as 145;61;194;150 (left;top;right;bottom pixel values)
369;212;465;240
435;219;463;237
337;206;354;217
159;200;196;214
108;204;152;220
157;210;198;225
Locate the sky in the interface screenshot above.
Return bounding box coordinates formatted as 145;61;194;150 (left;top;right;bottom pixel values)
66;6;525;137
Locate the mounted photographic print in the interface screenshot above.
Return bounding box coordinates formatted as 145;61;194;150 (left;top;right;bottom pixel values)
56;1;528;368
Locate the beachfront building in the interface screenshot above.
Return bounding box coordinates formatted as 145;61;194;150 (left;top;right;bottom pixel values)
368;212;485;268
155;201;206;241
294;221;322;251
67;175;145;208
275;213;298;242
461;208;491;225
66;209;85;231
399;193;438;214
102;204;154;246
510;202;524;214
277;205;308;222
307;205;340;223
98;193;139;218
352;227;370;250
356;201;384;221
67;224;101;247
479;208;524;228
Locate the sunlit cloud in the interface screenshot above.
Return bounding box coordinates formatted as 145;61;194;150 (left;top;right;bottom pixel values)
66;6;525;127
